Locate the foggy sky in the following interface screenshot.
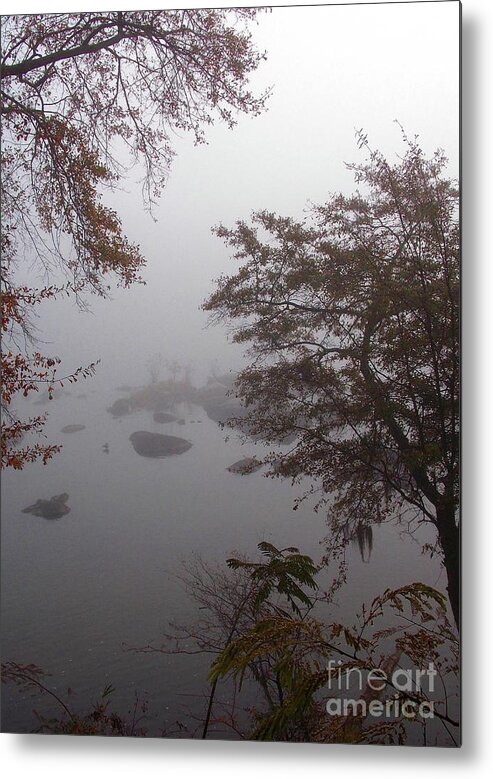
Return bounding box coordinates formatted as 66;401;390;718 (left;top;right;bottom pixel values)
5;1;460;389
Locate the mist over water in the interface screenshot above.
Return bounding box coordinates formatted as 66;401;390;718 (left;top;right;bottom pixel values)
1;380;445;736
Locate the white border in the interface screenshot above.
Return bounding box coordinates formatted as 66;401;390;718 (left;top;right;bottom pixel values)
2;0;492;776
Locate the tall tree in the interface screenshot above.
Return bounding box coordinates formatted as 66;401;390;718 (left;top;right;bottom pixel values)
204;133;460;628
1;8;267;468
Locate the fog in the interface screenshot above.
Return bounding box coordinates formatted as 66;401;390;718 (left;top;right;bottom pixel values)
27;1;459;390
2;1;460;742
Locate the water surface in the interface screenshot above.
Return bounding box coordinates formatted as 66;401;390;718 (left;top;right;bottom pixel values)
1;382;448;737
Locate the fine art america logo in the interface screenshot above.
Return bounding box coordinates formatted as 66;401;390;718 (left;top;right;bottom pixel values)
326;660;437;720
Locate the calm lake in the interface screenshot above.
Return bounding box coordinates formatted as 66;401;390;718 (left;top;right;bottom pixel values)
1;374;450;738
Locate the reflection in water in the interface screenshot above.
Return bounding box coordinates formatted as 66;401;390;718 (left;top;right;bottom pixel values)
354;523;373;563
1;377;451;740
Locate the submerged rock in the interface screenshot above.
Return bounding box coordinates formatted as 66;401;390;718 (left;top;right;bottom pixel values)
129;431;192;458
202;401;247;426
196;378;246;426
107;398;132;417
61;424;86;433
22;493;71;520
227;457;263;474
153;411;177;424
202;400;242;424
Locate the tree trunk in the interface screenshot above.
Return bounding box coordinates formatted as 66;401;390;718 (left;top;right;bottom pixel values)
435;505;460;631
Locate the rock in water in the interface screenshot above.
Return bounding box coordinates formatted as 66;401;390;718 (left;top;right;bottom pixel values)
202;401;247;425
227;457;263;474
22;493;71;520
129;431;192;458
153;411;177;424
61;424;86;433
107;398;132;417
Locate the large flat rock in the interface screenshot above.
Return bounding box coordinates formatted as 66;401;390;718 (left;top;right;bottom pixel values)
129;431;192;458
227;457;263;474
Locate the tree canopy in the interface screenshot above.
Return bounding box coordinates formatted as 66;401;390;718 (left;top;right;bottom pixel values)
1;8;268;468
204;132;460;627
